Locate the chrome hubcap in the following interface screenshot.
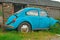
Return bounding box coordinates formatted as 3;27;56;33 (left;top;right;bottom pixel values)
21;25;29;32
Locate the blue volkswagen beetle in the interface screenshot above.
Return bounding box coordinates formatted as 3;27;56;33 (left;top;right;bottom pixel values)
5;7;58;32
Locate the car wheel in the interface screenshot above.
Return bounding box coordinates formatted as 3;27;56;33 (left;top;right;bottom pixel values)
17;22;31;32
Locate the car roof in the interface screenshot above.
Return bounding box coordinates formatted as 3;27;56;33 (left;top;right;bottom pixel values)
16;7;44;13
22;7;46;12
15;7;46;16
23;7;40;11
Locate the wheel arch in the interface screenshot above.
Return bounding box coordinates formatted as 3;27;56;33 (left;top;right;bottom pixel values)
16;21;32;30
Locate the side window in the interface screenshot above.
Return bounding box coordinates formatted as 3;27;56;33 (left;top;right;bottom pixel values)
26;10;38;16
40;11;47;17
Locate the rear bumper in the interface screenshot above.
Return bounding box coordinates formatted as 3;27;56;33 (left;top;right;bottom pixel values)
4;25;14;30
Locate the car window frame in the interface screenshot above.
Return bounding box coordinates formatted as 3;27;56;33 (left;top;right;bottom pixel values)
39;10;48;17
26;9;39;16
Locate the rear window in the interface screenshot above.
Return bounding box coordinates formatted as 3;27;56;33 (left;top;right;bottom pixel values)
15;9;24;14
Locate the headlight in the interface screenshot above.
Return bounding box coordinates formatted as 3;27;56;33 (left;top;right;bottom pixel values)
40;11;47;16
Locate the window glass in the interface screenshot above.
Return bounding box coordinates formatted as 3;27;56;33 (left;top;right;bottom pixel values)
40;11;47;16
27;10;38;16
15;9;24;14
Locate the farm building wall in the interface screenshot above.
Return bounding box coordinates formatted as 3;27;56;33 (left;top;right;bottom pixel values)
0;3;60;24
2;3;14;22
0;4;2;16
0;4;3;27
27;4;60;18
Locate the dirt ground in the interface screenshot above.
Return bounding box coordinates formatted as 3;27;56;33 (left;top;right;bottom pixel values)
50;35;60;40
0;16;3;23
0;16;3;28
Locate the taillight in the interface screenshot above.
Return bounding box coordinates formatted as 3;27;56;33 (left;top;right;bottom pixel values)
13;18;16;22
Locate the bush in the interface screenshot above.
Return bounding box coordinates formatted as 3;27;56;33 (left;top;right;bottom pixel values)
49;23;60;34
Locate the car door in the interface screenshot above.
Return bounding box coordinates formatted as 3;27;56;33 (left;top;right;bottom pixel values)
39;10;50;29
26;9;40;30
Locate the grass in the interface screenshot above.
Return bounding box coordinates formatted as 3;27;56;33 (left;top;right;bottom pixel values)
1;22;60;40
0;30;55;40
0;21;60;40
49;23;60;34
0;16;60;40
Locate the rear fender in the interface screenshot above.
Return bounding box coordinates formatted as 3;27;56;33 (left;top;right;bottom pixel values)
5;15;16;25
12;17;33;29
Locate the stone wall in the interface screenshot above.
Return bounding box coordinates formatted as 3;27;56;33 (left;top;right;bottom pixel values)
0;4;2;12
0;4;2;16
2;3;14;23
0;4;3;27
0;16;3;24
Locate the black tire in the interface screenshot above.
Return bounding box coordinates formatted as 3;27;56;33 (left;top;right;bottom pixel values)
17;22;31;32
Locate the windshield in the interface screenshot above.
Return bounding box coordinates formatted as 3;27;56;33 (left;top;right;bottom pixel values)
40;11;47;16
40;9;48;17
13;9;24;17
16;9;24;13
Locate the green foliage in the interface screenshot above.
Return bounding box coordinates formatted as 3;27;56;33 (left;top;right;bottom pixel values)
0;19;60;40
49;23;60;34
0;11;2;16
1;28;57;40
0;31;53;40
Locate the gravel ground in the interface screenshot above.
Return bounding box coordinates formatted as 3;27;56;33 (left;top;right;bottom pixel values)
49;34;60;40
